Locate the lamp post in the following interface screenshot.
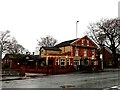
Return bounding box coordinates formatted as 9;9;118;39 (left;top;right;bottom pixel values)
99;34;106;70
76;21;79;40
118;1;120;18
75;21;79;51
99;44;105;70
75;21;79;56
75;21;79;71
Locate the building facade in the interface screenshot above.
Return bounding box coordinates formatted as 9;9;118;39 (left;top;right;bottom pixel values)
39;36;100;71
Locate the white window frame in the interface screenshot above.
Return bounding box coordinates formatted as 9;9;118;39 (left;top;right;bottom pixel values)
75;49;79;56
56;59;59;65
66;59;70;65
87;40;89;46
61;59;65;66
84;49;87;57
82;39;84;45
92;49;95;57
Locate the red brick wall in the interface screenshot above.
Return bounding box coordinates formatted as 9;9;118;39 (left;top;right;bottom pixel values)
100;49;112;67
72;47;96;57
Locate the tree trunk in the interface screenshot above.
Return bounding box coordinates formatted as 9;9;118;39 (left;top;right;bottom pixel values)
112;48;118;67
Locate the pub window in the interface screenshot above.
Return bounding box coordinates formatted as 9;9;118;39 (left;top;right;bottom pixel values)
56;59;59;65
75;49;79;56
84;49;87;57
82;39;84;45
61;59;65;66
74;60;79;65
92;50;95;56
66;59;70;65
87;40;89;46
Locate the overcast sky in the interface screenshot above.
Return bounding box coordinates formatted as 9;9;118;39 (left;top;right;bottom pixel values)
0;0;119;53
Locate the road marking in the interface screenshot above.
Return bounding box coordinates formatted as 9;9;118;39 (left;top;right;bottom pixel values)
111;85;120;89
111;86;118;88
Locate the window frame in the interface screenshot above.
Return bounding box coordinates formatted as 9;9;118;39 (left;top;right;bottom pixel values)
84;49;87;57
75;49;79;56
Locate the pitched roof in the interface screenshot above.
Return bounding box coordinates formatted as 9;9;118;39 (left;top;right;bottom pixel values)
55;39;77;47
24;55;40;60
41;46;61;51
2;54;40;61
104;47;120;54
105;47;112;54
2;54;25;60
41;36;98;49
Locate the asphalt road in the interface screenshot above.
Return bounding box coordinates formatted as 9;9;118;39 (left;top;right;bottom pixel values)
2;71;120;89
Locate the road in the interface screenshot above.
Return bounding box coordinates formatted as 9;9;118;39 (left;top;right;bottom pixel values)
2;71;120;88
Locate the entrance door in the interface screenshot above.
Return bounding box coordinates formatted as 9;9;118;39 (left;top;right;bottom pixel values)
47;60;54;74
74;60;80;71
74;60;79;66
48;60;53;65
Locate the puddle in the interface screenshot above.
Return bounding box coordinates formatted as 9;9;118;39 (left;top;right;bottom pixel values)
5;81;10;83
60;84;75;88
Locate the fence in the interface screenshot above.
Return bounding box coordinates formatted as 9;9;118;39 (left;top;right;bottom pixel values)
2;69;20;76
25;65;75;74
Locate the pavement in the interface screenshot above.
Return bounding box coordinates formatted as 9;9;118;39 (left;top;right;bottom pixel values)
103;68;120;72
1;68;120;81
1;73;48;81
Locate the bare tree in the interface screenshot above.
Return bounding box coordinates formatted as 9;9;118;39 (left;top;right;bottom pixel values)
0;30;11;60
0;30;27;57
37;35;57;47
87;18;120;67
8;38;26;54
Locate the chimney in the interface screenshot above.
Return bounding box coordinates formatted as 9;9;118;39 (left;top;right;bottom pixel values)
26;52;28;55
33;52;35;55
